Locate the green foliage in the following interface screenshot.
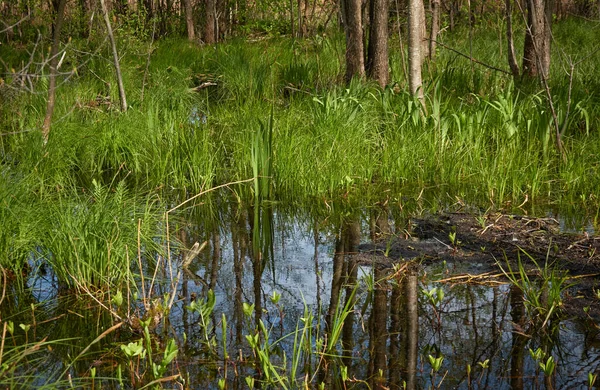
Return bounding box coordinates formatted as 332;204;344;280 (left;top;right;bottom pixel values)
38;180;161;288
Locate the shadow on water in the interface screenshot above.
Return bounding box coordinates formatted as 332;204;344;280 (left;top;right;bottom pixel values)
2;196;600;388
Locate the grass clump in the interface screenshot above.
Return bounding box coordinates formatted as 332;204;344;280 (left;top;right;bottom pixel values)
37;180;161;289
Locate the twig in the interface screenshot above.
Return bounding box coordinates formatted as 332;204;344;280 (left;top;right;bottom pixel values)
433;40;512;75
60;322;124;380
433;236;454;251
0;13;31;34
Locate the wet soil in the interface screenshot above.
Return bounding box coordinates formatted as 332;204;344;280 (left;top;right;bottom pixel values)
355;212;600;317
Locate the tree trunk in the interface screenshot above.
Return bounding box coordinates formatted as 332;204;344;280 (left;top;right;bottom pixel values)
100;0;128;111
505;0;520;77
366;0;389;86
522;0;552;79
420;0;429;59
205;0;217;44
429;0;440;59
408;0;424;101
184;0;195;41
342;0;365;81
41;0;67;144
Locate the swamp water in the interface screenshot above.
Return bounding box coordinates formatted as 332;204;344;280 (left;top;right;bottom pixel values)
2;199;600;389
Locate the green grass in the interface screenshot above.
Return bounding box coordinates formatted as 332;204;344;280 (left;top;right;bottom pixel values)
1;17;600;289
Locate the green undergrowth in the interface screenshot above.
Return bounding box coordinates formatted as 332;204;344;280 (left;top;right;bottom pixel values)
1;18;600;288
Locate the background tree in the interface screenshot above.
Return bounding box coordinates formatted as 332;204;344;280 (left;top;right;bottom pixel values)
41;0;67;144
184;0;195;41
341;0;365;81
100;0;127;111
205;0;217;44
522;0;553;78
408;0;424;102
366;0;389;87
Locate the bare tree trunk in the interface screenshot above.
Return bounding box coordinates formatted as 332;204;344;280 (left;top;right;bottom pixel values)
297;0;303;37
342;0;365;81
184;0;195;41
290;0;295;38
408;0;424;101
366;0;389;87
429;0;440;59
506;0;520;77
100;0;128;111
205;0;216;44
522;0;552;78
41;0;67;144
420;0;429;59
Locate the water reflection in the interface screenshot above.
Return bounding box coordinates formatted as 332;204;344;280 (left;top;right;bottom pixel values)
2;202;600;388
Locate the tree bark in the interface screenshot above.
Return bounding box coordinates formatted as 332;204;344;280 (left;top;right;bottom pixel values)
429;0;440;60
419;0;429;59
100;0;128;111
522;0;552;79
408;0;424;101
41;0;67;144
184;0;195;41
342;0;365;81
205;0;217;44
366;0;389;87
506;0;520;77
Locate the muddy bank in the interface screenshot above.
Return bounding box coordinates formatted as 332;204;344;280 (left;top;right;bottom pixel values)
355;212;600;315
357;212;599;273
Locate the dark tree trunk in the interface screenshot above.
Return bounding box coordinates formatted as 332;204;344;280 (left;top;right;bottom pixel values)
184;0;195;40
342;0;365;81
42;0;67;144
522;0;552;78
366;0;389;86
205;0;217;44
429;0;440;59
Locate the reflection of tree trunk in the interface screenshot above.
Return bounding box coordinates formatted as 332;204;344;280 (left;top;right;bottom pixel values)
510;286;525;390
388;279;403;388
324;220;360;385
41;0;67;144
341;222;359;367
327;233;346;329
209;230;220;290
405;269;418;390
232;206;248;344
370;206;391;240
369;267;388;389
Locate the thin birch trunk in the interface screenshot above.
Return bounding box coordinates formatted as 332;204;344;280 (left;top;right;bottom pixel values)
506;0;520;77
429;0;440;60
100;0;127;111
41;0;67;144
408;0;424;101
